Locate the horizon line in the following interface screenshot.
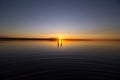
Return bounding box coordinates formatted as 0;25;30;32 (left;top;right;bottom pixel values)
0;37;120;41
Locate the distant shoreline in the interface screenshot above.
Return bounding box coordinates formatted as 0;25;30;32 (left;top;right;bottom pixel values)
0;38;120;41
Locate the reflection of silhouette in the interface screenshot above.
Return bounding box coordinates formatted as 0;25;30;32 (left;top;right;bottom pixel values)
57;39;63;47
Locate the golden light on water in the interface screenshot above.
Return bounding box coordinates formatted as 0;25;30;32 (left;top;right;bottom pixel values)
57;35;63;47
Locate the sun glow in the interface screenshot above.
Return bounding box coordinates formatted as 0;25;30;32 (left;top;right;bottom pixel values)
58;35;63;40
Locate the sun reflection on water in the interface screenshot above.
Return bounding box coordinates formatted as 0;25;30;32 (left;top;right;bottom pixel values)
57;39;63;47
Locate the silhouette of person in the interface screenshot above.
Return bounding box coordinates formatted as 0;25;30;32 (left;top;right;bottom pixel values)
57;39;62;47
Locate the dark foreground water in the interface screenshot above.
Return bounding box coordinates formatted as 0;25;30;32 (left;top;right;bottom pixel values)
0;40;120;80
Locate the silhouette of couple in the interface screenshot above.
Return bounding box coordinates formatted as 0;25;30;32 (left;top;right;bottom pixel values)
57;39;62;47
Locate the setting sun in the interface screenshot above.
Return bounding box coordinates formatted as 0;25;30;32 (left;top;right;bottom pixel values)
57;35;63;40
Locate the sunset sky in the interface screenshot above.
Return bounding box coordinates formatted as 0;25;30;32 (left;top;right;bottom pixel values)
0;0;120;39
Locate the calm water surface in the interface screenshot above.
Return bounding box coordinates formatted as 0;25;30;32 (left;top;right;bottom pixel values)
0;41;120;80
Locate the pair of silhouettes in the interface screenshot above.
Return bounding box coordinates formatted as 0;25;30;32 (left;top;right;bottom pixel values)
57;39;62;47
